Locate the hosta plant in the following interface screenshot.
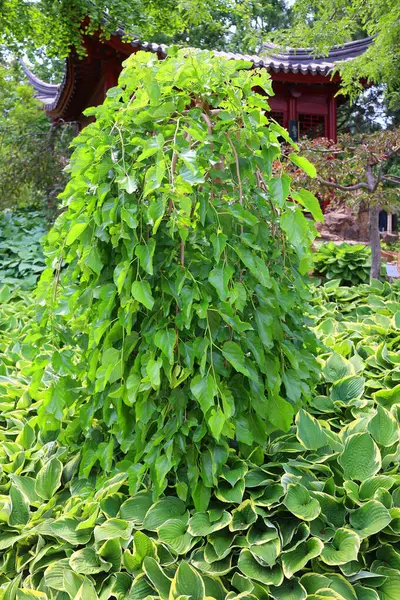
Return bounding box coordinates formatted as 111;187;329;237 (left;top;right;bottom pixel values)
0;282;400;598
313;242;371;286
0;207;46;290
37;48;320;502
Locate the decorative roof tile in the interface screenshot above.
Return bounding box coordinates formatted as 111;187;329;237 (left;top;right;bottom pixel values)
22;31;371;115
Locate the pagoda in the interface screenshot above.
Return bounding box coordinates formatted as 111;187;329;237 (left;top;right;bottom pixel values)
23;31;371;142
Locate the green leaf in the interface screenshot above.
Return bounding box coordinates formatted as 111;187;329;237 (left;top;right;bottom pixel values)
215;479;245;504
269;174;291;207
280;208;310;261
65;222;88;246
292;189;323;222
190;374;217;415
210;232;227;264
266;395;295;432
143;557;171;600
147;357;162;388
284;483;321;521
188;511;232;536
158;518;193;554
131;280;154;310
230;499;257;531
10;474;43;506
44;559;85;595
323;353;353;383
70;547;112;574
238;548;284;586
143;497;186;531
170;562;205;600
289;153;317;178
120;492;153;524
154;329;176;364
135;239;156;275
8;485;29;527
320;528;361;565
222;341;250;378
143;160;166;197
374;384;400;408
367;405;399;447
250;537;281;568
35;457;63;500
331;376;365;403
359;476;395;501
282;538;324;578
208;407;226;441
3;574;21;600
124;531;157;572
16;591;48;600
349;500;391;538
295;409;329;450
129;574;154;600
270;578;307;600
374;567;400;600
338;433;381;481
119;174;138;194
208;264;233;301
94;518;132;543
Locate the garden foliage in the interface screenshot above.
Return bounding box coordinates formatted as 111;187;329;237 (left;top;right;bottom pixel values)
313;243;371;286
2;50;399;599
37;49;320;503
1;279;400;598
0;208;46;290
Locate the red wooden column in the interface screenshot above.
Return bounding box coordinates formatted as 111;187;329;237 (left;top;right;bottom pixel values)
102;58;121;97
288;87;301;140
328;94;337;142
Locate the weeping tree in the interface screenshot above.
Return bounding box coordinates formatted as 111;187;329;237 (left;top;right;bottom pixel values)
39;49;320;505
294;131;400;280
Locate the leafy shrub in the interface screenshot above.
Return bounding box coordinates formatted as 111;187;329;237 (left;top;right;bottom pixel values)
0;280;400;598
0;207;46;289
37;48;320;502
382;239;400;253
4;50;399;599
313;242;371;286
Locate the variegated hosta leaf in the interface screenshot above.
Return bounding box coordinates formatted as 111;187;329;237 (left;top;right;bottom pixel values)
1;269;400;599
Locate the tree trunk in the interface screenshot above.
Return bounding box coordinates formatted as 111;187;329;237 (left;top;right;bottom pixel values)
369;204;381;280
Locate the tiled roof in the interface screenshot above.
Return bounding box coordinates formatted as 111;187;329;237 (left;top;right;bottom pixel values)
219;37;372;75
118;32;372;77
21;61;63;110
23;33;371;113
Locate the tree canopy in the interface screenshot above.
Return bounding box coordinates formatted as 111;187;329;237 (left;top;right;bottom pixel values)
1;0;290;58
0;61;73;210
273;0;400;109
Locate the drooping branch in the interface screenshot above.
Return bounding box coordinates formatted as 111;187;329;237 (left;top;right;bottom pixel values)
317;177;370;192
225;133;243;205
382;175;400;185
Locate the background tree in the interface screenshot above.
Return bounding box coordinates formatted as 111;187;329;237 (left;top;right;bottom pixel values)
0;60;74;215
271;0;400;111
291;130;400;279
1;0;292;59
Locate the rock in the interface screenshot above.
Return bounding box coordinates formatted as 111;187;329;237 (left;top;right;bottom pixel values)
382;232;399;244
317;204;359;240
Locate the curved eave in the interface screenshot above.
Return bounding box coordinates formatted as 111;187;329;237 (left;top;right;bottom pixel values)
20;61;62;109
261;37;372;75
116;30;372;76
23;32;372;120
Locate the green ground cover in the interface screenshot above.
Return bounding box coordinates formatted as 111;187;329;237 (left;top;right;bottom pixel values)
0;209;46;290
0;49;399;600
0;279;399;599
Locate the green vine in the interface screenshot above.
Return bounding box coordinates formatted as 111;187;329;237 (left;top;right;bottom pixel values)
38;49;320;507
